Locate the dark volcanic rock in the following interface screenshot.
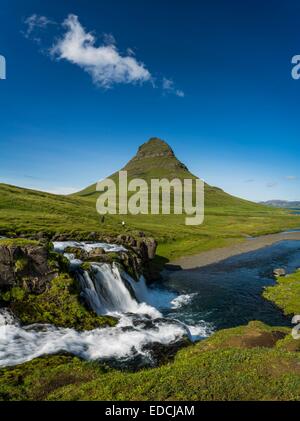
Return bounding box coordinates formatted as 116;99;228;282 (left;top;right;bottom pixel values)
0;244;55;293
21;231;159;282
142;337;191;366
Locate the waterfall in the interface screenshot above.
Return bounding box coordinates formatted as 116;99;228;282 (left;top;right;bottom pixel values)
77;263;161;318
53;241;164;317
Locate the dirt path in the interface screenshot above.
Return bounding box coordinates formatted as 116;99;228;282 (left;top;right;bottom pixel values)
170;231;300;269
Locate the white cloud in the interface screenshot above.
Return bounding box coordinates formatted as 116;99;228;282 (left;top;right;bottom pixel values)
23;14;55;41
286;175;298;180
175;89;185;97
24;13;184;94
51;14;151;88
162;78;173;90
162;77;185;97
266;182;278;188
103;33;116;45
41;186;79;195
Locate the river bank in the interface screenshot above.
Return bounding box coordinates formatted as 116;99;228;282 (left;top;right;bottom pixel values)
169;231;300;270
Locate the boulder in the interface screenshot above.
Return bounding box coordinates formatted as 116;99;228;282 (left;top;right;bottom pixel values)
273;268;286;277
0;243;55;293
143;238;157;260
64;247;88;260
87;247;106;258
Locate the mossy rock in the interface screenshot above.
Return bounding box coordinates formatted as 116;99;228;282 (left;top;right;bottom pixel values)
47;251;70;272
196;321;289;352
64;247;85;259
81;262;92;271
0;238;40;247
85;251;120;263
276;334;300;352
14;257;28;273
2;274;117;331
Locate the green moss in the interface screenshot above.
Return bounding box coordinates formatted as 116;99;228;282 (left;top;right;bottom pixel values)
276;334;300;352
3;274;117;331
85;252;120;264
106;252;120;261
1;286;26;302
64;247;84;259
81;262;92;271
0;238;39;247
47;251;69;272
14;257;28;272
263;269;300;316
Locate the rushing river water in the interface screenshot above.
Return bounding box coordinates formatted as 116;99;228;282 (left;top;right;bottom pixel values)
162;240;300;330
0;239;300;369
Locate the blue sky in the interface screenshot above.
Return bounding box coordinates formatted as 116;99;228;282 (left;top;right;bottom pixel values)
0;0;300;201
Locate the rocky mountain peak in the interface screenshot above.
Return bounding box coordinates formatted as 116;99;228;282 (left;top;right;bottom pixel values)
133;138;175;161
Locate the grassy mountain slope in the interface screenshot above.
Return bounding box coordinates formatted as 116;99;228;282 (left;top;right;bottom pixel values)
1;138;300;259
0;183;119;236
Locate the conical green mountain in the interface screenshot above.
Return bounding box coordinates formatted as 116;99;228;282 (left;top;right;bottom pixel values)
120;137;192;180
75;137;258;209
76;137;194;197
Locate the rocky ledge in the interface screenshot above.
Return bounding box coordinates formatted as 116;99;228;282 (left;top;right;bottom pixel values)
64;235;158;281
0;239;57;293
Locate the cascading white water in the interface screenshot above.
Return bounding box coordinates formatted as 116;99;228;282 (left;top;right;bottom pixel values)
77;263;161;318
0;308;17;326
53;241;127;254
0;241;213;368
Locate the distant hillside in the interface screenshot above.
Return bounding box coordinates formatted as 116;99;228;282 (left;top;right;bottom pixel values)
260;200;300;209
0;183;120;236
